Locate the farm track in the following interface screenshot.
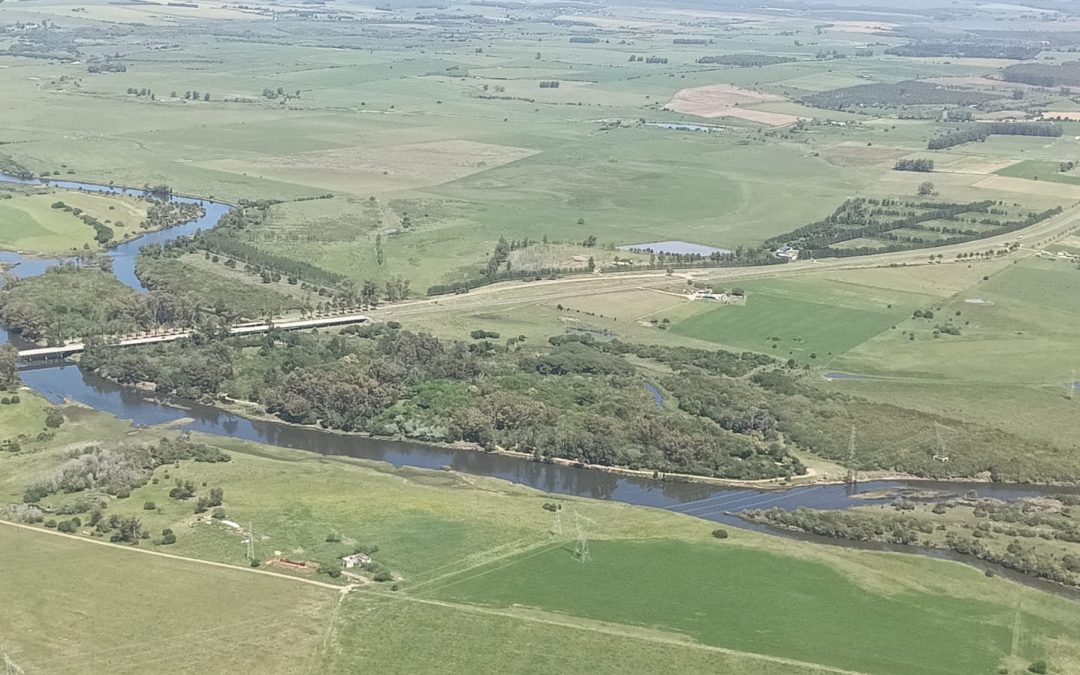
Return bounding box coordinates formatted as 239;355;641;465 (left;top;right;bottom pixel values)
367;591;872;675
0;518;347;592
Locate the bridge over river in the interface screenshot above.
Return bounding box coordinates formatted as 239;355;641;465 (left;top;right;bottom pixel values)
16;312;370;361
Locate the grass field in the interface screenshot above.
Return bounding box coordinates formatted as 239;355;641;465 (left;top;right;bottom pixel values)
0;525;339;674
995;160;1080;186
825;257;1080;452
422;538;1074;675
670;278;934;362
4;404;1080;674
0;188;148;253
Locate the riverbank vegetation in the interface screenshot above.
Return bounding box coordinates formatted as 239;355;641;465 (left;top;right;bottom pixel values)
746;490;1080;590
3;401;1080;674
0;265;198;343
77;324;1074;482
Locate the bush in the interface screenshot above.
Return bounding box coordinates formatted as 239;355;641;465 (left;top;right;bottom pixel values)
1028;661;1048;674
712;528;729;539
373;570;394;582
143;501;156;510
211;507;226;519
44;408;65;429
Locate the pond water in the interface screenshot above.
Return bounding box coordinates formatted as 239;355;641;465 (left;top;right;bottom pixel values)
645;122;723;133
617;240;732;256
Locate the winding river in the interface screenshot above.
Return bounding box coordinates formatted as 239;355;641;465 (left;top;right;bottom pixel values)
3;174;1078;598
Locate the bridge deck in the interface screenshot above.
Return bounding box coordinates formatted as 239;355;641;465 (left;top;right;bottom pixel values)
16;313;369;360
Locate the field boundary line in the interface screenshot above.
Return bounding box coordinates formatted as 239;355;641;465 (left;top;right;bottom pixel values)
0;519;345;592
379;592;871;675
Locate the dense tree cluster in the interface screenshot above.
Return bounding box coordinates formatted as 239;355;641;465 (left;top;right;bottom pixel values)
0;265;200;343
695;54;794;66
928;122;1062;150
141;200;204;230
803;80;1001;111
82;325;810;479
885;41;1039;60
87;60;127;73
22;437;228;504
1002;61;1080;87
893;159;934;172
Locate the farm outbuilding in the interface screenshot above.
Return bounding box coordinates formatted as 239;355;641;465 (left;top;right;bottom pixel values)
341;553;372;569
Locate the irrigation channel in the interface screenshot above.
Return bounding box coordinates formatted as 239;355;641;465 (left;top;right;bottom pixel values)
3;174;1078;599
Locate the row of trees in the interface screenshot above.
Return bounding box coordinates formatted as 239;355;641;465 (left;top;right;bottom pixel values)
696;54;794;66
928;122;1062;150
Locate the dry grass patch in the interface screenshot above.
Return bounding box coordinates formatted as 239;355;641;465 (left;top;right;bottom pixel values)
820;143;909;166
1042;111;1080;121
200;140;537;195
973;174;1080;199
664;84;800;126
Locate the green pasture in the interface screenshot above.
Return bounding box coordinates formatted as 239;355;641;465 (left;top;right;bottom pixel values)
995;160;1080;185
826;257;1080;450
670;278;932;361
424;538;1077;675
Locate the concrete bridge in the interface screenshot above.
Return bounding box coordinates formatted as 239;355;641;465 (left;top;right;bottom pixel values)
16;312;370;361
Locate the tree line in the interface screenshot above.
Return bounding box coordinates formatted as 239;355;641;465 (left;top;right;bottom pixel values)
928;122;1062;150
894;158;934;172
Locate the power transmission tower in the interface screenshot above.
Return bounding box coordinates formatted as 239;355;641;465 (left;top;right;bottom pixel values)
550;505;562;537
1067;369;1077;401
933;424;950;463
4;653;24;675
573;509;595;563
845;425;857;485
245;522;255;562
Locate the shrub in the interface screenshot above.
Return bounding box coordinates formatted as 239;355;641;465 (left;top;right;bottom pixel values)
712;528;729;539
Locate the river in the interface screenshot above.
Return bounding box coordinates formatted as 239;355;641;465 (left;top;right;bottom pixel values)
2;174;1078;598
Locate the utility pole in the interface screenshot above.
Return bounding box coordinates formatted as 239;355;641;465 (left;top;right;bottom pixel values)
245;522;255;562
1068;369;1077;401
933;424;950;463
